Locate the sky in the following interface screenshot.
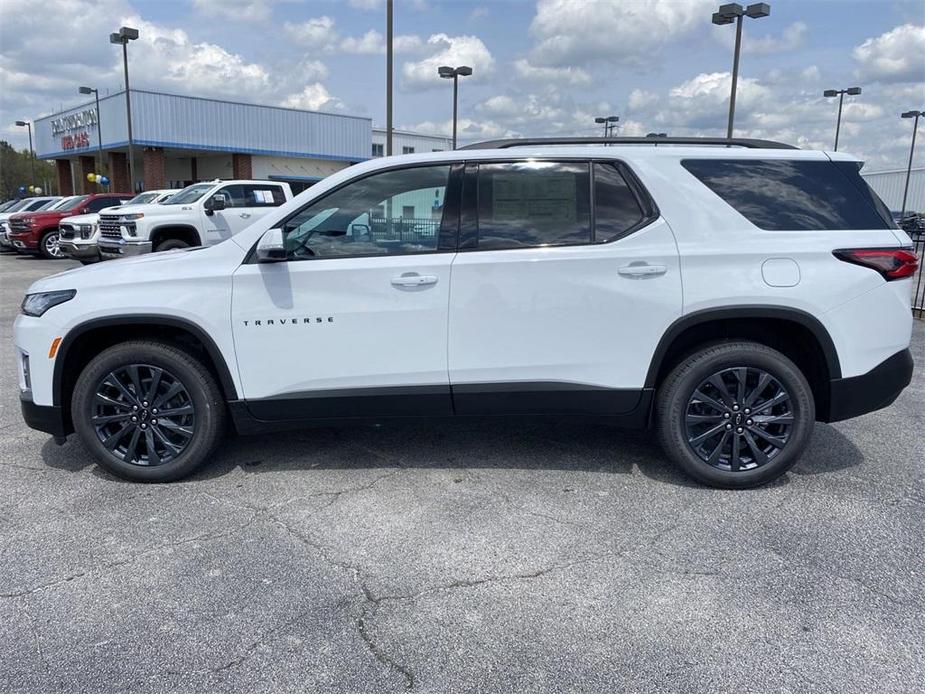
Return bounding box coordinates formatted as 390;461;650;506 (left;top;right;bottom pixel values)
1;0;923;170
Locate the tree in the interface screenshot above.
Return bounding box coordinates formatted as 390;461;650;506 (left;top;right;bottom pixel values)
0;141;57;200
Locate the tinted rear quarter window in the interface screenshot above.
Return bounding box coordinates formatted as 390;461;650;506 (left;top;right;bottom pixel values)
593;163;644;242
681;158;892;230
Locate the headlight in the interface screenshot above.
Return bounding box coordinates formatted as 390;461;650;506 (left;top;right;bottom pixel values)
22;217;36;226
21;290;77;317
79;223;94;239
120;213;144;221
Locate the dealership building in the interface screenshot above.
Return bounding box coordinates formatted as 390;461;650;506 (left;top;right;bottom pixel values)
33;89;451;195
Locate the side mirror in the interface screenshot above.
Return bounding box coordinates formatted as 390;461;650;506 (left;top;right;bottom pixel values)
204;194;226;215
256;228;286;262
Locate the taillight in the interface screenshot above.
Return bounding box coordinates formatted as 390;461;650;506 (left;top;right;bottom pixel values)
833;248;919;281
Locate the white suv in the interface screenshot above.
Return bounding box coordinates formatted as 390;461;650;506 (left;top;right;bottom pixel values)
14;137;916;487
97;180;292;257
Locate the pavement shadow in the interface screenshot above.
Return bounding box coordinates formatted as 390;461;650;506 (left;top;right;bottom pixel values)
38;417;864;489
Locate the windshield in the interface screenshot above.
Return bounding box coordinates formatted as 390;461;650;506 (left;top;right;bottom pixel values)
54;195;89;212
163;183;214;205
3;199;32;213
24;198;54;211
126;192;159;205
0;200;19;212
36;199;62;210
46;196;82;210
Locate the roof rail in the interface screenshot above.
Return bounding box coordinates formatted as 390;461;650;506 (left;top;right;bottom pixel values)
459;136;798;150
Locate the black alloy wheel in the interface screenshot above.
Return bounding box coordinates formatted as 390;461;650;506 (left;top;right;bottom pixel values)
684;367;794;472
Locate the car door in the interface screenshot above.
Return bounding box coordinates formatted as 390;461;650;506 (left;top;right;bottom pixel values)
231;163;461;420
447;159;682;416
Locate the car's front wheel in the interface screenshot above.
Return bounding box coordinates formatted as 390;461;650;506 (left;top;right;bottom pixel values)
71;341;226;482
39;230;63;259
655;341;815;488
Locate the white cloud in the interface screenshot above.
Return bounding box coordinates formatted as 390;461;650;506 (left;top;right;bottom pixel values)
513;59;591;85
714;21;807;55
401;33;494;89
528;0;713;67
283;16;339;52
193;0;274;23
627;89;659;111
853;24;925;84
340;30;427;55
280;83;346;113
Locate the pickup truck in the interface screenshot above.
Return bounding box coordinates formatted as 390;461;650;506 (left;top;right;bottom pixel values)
59;189;179;264
7;193;134;258
97;180;292;257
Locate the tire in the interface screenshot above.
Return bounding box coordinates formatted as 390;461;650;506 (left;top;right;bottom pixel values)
39;231;63;259
655;341;815;489
154;238;190;252
71;340;226;482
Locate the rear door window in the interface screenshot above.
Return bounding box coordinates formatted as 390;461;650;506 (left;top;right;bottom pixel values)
681;158;893;230
593;163;645;243
476;161;591;249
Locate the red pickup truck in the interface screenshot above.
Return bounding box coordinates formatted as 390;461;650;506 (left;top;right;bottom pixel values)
8;192;133;259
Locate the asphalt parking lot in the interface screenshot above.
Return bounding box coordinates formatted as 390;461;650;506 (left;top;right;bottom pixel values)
1;253;923;694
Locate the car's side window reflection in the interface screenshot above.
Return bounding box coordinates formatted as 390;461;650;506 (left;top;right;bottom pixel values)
282;166;451;260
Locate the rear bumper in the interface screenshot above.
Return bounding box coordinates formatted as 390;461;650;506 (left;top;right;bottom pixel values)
21;394;69;437
824;348;913;422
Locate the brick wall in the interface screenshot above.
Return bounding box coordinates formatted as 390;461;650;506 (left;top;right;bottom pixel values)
55;160;74;196
143;147;166;190
232;153;252;180
108;152;130;194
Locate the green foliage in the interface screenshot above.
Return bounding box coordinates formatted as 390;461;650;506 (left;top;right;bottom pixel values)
0;140;58;201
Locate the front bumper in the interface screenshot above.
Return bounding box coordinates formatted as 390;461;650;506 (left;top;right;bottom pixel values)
825;348;914;422
21;394;69;437
59;240;101;261
99;238;152;258
8;232;38;251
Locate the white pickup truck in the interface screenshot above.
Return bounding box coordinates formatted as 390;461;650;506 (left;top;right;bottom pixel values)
97;180;293;257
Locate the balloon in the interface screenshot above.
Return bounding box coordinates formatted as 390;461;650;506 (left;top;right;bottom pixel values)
18;185;26;194
94;174;103;183
86;173;95;182
33;187;42;195
100;176;110;186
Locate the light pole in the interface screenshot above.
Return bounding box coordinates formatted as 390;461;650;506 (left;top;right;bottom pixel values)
712;3;770;139
386;0;393;156
14;120;36;188
79;86;106;189
110;26;139;191
823;87;861;151
438;65;473;149
594;116;619;137
900;110;922;219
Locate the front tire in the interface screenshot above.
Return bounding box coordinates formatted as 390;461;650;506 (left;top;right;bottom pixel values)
655;341;815;488
39;230;63;259
71;341;226;482
154;238;190;252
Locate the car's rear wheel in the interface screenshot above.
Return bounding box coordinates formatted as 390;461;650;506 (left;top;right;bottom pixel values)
655;341;815;488
154;238;189;252
71;341;226;482
39;231;63;259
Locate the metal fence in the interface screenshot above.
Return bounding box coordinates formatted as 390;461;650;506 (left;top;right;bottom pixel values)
369;217;440;243
913;234;925;320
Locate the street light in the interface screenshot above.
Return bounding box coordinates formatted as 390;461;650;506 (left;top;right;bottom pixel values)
712;2;770;138
823;87;862;151
79;86;107;189
110;26;139;191
438;65;473;149
900;110;923;219
14;120;36;189
594;116;620;137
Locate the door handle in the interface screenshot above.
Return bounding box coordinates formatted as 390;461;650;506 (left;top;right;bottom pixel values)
618;264;667;277
391;274;438;287
239;213;252;219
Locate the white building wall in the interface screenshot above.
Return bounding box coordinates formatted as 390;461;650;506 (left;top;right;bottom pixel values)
196;155;233;181
251;155;350;182
371;128;452;157
862;168;925;213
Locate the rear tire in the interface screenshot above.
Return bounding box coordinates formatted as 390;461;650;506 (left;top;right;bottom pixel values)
154;238;190;252
71;340;226;482
655;341;815;488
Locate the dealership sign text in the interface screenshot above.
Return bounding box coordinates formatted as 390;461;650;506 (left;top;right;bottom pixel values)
50;109;98;135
